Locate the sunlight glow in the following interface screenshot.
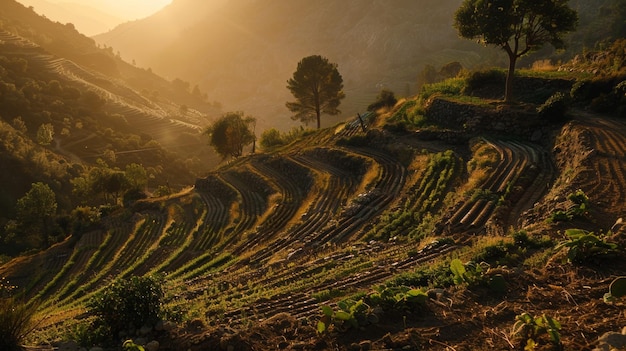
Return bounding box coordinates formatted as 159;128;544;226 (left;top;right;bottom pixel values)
47;0;173;20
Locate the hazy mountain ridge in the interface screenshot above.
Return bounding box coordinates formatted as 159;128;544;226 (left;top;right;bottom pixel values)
16;0;123;36
96;0;478;130
95;0;626;132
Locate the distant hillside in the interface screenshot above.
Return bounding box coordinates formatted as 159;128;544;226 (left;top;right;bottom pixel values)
0;0;223;220
15;0;123;36
95;0;626;132
95;0;489;130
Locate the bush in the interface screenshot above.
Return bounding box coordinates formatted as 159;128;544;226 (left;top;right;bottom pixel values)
463;69;506;95
87;275;165;336
367;89;397;111
537;92;569;122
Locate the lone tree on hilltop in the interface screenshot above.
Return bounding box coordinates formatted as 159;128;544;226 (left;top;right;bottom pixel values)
286;55;345;129
454;0;577;102
204;111;256;159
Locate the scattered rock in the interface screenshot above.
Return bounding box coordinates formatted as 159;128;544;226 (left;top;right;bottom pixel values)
359;340;372;350
89;347;104;351
145;340;160;351
596;331;626;351
140;325;153;336
58;340;79;351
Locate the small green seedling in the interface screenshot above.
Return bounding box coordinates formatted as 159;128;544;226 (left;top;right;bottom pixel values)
512;312;561;350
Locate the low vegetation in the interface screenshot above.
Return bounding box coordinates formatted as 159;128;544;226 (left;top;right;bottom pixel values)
1;1;626;350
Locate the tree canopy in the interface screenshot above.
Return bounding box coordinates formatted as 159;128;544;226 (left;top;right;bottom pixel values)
286;55;345;129
15;182;57;247
204;111;256;159
454;0;578;102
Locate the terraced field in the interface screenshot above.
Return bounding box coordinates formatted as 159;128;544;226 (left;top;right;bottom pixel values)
2;40;626;347
1;106;578;332
0;29;206;163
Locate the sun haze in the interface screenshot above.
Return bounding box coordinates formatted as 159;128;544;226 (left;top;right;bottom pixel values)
16;0;173;35
46;0;173;20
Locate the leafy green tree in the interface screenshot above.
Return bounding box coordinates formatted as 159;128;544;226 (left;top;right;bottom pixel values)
204;111;256;159
87;275;164;337
15;182;57;247
125;163;148;190
286;55;345;129
36;123;54;146
454;0;578;102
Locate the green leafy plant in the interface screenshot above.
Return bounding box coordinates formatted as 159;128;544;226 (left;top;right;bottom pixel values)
556;229;618;264
318;299;371;333
549;189;590;222
450;259;490;285
87;275;165;337
317;285;428;334
603;276;626;303
123;339;145;351
512;313;562;350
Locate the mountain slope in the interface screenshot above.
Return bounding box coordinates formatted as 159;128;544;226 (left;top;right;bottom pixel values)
0;0;223;219
95;0;487;130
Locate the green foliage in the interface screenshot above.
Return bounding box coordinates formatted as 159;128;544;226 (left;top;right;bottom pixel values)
204;111;256;160
317;285;428;333
604;276;626;303
556;229;618;264
609;277;626;298
454;0;578;101
511;313;562;350
537;92;569;122
419;78;465;100
12;182;58;248
367;89;397;111
462;69;506;95
87;275;165;337
123;340;145;351
366;151;459;241
286;55;345;129
549;189;590;222
259;126;313;149
450;258;509;294
36;123;54;145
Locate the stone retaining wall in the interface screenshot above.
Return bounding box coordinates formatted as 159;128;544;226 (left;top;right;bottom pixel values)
423;97;552;143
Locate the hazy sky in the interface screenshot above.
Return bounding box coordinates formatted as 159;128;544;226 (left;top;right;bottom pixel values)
47;0;173;20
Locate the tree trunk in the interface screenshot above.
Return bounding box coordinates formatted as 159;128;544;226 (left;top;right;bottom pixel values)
505;54;517;103
316;110;321;129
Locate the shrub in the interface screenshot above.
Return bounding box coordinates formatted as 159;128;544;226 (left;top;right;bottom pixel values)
367;89;397;111
570;79;593;101
87;275;165;336
463;69;506;95
537;92;569;122
556;229;619;264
